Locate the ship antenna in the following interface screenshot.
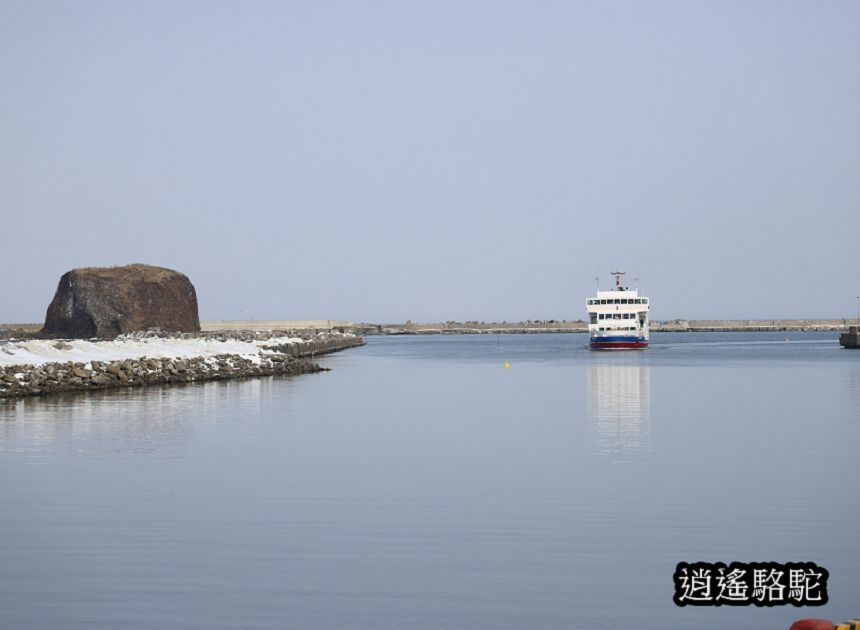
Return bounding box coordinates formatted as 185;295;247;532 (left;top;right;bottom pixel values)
611;270;625;289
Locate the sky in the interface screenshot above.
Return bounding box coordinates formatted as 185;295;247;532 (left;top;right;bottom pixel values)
1;0;858;324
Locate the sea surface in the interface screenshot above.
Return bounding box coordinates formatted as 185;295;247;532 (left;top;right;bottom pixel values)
1;332;859;629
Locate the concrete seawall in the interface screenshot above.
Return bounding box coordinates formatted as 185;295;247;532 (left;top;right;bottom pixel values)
201;319;359;332
0;320;377;338
284;335;365;356
654;319;851;332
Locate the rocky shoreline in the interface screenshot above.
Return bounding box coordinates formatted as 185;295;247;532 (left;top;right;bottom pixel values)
0;331;364;399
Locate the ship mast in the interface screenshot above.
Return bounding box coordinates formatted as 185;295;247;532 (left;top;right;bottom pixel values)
611;270;625;290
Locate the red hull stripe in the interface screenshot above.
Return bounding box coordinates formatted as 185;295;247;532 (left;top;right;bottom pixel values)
590;341;649;349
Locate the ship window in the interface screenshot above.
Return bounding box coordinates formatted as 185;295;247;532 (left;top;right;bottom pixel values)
599;299;606;305
622;299;628;304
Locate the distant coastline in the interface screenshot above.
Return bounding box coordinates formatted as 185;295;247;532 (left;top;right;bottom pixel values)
1;318;854;341
376;319;852;334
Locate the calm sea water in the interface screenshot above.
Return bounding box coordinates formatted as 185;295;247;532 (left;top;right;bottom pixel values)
1;332;859;629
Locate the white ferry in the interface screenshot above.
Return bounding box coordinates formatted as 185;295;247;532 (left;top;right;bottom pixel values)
585;271;650;350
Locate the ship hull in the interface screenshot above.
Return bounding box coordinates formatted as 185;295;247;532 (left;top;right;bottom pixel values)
589;336;648;350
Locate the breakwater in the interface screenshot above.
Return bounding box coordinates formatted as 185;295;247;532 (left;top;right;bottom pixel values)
379;319;853;334
654;319;851;332
0;321;382;339
0;334;364;399
3;320;854;341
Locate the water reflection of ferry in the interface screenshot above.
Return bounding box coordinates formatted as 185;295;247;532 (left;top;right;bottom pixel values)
585;271;650;349
587;364;651;461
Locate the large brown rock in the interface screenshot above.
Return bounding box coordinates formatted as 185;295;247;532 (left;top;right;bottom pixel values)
42;264;200;339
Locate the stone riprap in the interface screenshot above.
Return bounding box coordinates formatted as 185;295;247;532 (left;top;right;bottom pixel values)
0;331;364;399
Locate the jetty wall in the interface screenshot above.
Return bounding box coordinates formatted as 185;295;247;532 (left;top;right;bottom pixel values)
201;320;380;334
0;321;380;339
0;336;364;399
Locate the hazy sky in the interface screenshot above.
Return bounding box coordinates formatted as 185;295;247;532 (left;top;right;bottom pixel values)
2;1;858;323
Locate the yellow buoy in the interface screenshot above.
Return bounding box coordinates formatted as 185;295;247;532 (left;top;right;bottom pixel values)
504;360;510;369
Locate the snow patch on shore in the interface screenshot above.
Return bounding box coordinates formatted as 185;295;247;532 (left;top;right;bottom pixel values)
0;336;305;367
